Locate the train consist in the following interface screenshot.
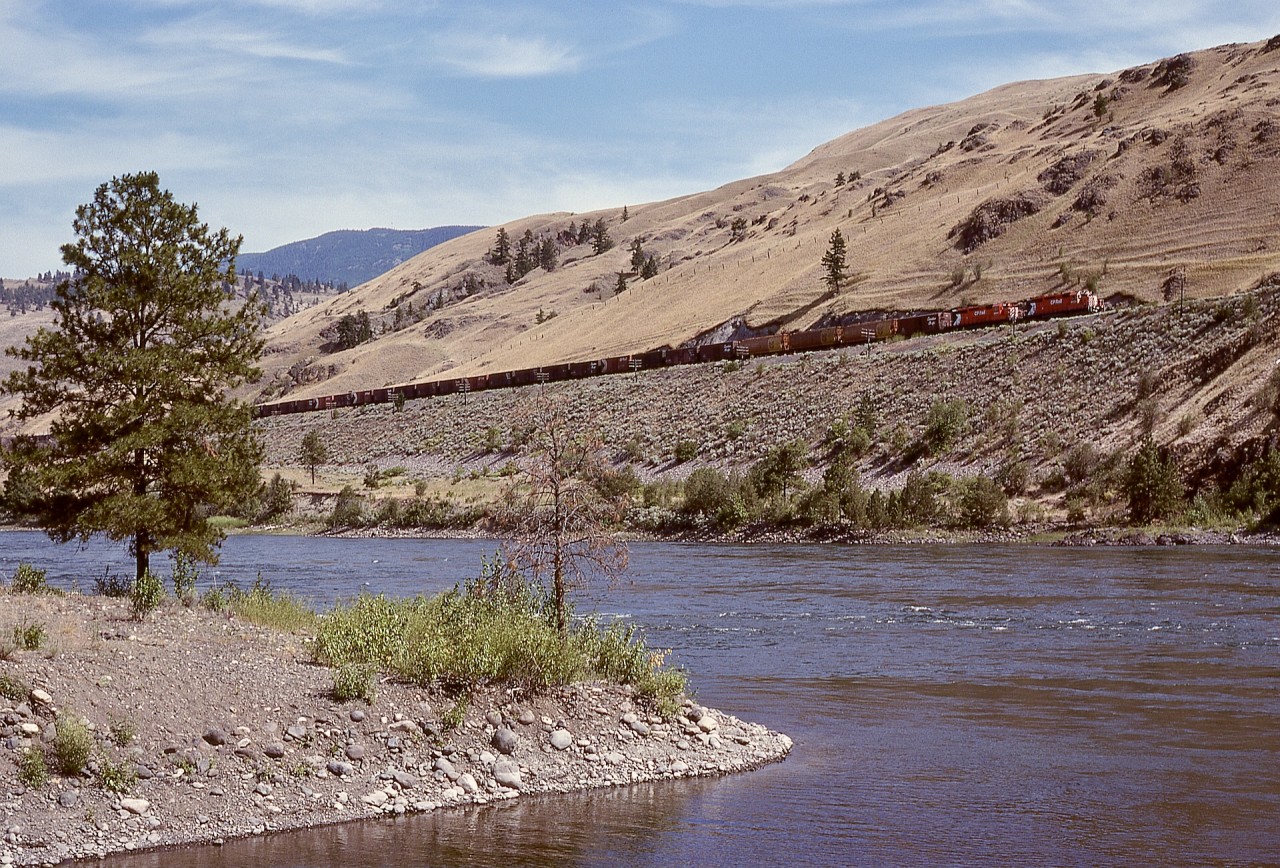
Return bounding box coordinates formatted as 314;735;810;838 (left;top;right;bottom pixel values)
256;289;1099;418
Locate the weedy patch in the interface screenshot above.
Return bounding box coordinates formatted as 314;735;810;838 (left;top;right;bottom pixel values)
53;714;93;776
18;745;49;789
311;568;687;716
11;620;46;651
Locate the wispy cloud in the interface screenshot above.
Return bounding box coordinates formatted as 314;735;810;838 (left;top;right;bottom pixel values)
430;31;581;78
141;18;351;64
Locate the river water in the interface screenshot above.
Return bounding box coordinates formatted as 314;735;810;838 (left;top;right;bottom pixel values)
4;533;1278;866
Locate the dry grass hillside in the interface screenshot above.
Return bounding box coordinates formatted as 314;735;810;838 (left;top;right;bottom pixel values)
257;36;1280;403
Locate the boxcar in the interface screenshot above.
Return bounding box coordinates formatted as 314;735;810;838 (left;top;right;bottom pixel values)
738;333;788;356
788;326;841;352
895;314;938;338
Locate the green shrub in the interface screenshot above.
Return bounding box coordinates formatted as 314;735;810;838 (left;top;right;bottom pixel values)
170;555;199;606
482;427;503;453
11;563;50;594
200;584;229;613
130;570;165;621
96;757;137;794
332;663;377;704
18;745;48;789
997;458;1030;496
11;620;45;651
682;468;739;525
922;399;970;455
329;485;365;528
1123;439;1184;525
441;697;467;732
749;440;809;500
258;473;293;521
0;672;30;701
673;440;699;463
1065;496;1088;524
954;475;1010;528
108;717;136;747
93;568;131;598
53;714;93;776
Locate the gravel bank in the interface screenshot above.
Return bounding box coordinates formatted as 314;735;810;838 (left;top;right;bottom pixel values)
0;593;790;867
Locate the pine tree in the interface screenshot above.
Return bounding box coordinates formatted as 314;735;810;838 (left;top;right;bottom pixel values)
489;228;511;265
822;228;848;292
1;172;264;581
629;238;645;271
538;237;558;272
591;218;613;255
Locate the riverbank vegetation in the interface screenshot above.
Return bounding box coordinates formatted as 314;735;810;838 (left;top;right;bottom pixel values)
309;562;683;715
232;433;1280;541
2;558;687;718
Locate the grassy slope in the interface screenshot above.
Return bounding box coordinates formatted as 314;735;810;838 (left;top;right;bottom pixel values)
257;37;1280;406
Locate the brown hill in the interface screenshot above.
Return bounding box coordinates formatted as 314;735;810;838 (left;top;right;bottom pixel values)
257;36;1280;403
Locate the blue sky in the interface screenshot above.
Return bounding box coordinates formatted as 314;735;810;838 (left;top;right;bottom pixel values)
2;0;1278;278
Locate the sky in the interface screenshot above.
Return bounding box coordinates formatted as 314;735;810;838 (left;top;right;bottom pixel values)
2;1;1279;278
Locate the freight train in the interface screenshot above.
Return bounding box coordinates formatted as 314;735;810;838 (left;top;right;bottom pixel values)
255;289;1100;418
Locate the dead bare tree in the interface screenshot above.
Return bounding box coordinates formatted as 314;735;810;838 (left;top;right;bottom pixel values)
494;394;629;632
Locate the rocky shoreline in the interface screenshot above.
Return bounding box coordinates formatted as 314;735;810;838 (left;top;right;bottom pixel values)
305;520;1280;547
0;593;791;867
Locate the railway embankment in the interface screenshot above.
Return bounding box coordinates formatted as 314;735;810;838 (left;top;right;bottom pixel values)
256;290;1280;530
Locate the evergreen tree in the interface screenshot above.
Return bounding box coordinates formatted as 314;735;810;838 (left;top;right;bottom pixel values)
489;228;511;265
1;172;264;581
822;228;848;292
614;272;627;295
591;218;613;255
640;255;660;280
538;237;558;272
513;234;534;279
629;238;645;271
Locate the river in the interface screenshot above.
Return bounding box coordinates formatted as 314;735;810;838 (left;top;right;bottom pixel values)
3;533;1277;866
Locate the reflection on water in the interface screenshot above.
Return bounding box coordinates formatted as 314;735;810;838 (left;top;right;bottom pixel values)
4;533;1277;866
96;780;721;868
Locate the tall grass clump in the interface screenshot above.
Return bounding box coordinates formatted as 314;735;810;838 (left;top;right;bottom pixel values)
18;745;48;789
204;574;316;632
0;672;30;701
311;562;687;714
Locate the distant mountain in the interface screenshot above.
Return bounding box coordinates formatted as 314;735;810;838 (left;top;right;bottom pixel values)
238;226;483;289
